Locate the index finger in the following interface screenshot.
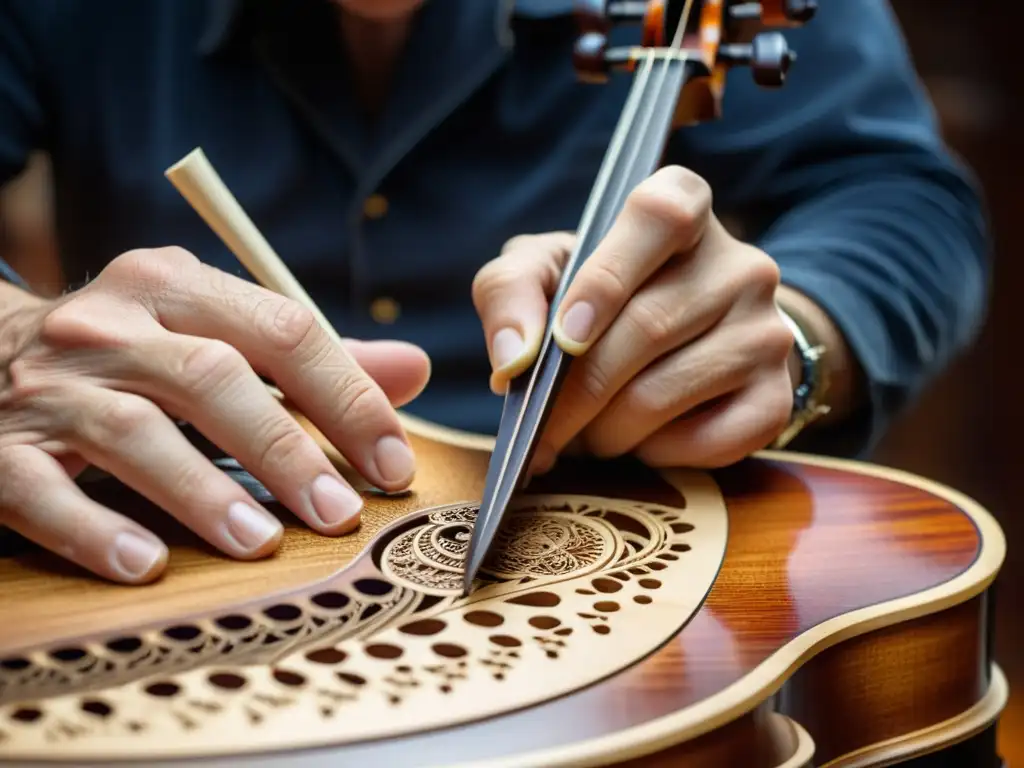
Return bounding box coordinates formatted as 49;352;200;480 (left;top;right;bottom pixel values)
145;257;415;492
552;166;713;356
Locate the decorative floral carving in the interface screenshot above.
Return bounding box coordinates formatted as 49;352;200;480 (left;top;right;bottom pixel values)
0;484;728;761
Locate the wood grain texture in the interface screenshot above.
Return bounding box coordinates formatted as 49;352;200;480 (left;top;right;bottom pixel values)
0;436;1005;766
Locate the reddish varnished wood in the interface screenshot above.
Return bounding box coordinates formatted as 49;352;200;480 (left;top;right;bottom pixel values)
0;451;992;765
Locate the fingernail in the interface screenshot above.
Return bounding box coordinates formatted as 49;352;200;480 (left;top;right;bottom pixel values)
374;435;416;486
311;474;363;527
226;501;281;551
492;327;526;371
113;531;163;578
559;302;595;345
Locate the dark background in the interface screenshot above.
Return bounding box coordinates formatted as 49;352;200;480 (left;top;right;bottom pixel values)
0;0;1020;758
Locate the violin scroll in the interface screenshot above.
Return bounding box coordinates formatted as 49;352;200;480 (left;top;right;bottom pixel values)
573;0;815;118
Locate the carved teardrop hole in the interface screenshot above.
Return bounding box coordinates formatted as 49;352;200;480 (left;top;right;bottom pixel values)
336;672;367;687
628;567;646;575
0;657;29;671
50;647;86;663
575;589;595;595
505;592;560;607
529;616;560;630
311;591;350;610
431;643;467;659
215;614;252;632
306;648;347;665
610;572;630;581
489;635;522;648
81;700;113;718
10;708;41;723
106;637;142;654
670;522;694;533
555;627;573;636
144;682;180;698
163;625;201;642
399;619;446;636
671;543;691;552
592;625;611;635
639;578;662;589
272;669;306;687
634;595;653;604
365;643;404;660
647;562;667;571
463;611;503;627
354;578;393;597
264;604;301;622
208;672;247;690
594;601;619;613
592;578;622;593
657;553;679;561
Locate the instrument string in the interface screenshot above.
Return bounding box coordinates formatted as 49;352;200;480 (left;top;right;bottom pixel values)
465;0;707;590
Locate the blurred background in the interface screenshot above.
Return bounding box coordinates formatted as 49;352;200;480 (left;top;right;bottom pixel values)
0;0;1018;760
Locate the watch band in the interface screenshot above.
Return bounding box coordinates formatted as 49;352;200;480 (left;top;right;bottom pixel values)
772;306;831;449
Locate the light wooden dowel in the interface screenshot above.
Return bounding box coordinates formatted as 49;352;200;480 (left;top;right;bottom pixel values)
164;147;344;349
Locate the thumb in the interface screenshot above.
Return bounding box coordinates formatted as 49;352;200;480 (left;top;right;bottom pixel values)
472;233;574;394
340;339;431;407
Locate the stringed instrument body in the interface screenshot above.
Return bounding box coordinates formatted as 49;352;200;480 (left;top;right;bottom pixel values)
0;419;1007;767
0;1;1007;766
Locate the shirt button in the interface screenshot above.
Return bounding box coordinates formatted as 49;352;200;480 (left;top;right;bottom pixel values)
363;193;389;219
370;296;401;324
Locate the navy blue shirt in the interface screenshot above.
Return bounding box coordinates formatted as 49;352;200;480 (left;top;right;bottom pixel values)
0;0;990;457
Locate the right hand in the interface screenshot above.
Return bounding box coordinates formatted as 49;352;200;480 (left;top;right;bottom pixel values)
0;247;430;584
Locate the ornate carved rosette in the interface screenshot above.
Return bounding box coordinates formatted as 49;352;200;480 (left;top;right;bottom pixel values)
0;477;728;761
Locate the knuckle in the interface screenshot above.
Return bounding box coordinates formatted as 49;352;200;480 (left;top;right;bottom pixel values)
335;373;385;424
625;296;677;345
253;298;319;356
499;233;540;255
573;360;613;407
472;261;518;308
623;377;676;419
628;167;712;232
583;259;630;307
743;253;782;296
749;316;795;363
254;417;313;471
93;393;161;446
104;247;198;291
179;339;249;395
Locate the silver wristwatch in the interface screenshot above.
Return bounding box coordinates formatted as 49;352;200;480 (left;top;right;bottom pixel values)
772;306;831;449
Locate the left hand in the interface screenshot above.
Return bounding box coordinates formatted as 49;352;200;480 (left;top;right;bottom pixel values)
471;165;795;472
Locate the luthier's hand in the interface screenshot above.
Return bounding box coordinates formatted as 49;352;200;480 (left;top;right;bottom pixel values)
0;248;429;584
473;166;796;472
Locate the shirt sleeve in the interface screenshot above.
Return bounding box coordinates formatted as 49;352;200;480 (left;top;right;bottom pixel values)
665;0;990;459
0;0;51;287
0;1;48;184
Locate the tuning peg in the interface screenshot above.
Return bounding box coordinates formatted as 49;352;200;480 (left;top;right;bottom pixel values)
717;31;795;87
572;31;636;82
728;2;763;22
574;0;648;33
726;1;816;24
783;0;817;22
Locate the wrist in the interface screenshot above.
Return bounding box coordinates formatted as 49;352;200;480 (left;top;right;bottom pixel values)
775;283;863;427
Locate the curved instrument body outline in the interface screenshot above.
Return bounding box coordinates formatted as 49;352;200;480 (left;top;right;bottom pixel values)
0;410;1006;766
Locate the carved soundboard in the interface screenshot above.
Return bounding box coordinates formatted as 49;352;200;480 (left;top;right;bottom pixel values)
0;417;732;763
0;418;1006;767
